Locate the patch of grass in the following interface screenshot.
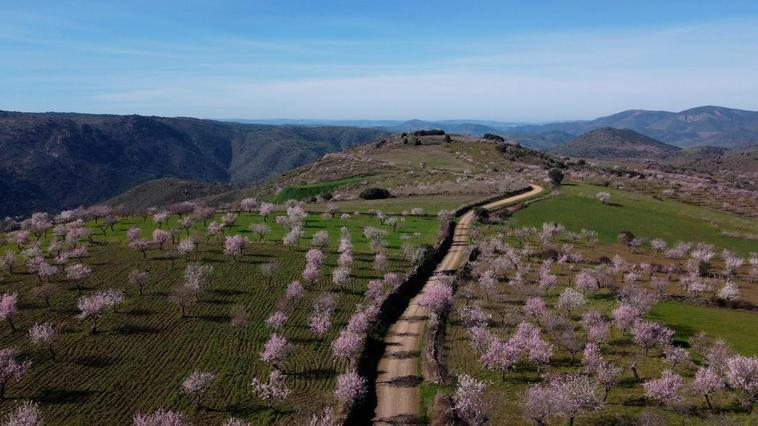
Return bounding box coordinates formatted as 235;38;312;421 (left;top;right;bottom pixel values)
648;301;758;355
509;183;757;254
271;175;373;204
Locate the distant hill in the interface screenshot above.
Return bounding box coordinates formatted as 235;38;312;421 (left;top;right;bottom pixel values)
509;106;758;148
551;127;680;159
0;111;386;217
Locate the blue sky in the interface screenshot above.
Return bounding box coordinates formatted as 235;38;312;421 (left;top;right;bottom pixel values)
2;1;758;121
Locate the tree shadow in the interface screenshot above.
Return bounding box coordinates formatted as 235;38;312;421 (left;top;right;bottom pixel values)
36;388;97;404
72;355;117;368
113;323;161;335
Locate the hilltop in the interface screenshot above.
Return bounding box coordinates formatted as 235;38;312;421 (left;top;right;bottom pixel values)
551;127;680;159
0;110;386;217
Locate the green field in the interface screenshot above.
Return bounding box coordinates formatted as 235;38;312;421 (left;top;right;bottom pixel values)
0;210;439;424
271;175;373;204
649;301;758;355
510;183;758;254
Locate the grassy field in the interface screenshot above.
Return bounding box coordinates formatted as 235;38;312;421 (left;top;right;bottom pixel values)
648;301;758;355
0;210;440;424
311;194;484;215
271;175;374;204
509;183;758;254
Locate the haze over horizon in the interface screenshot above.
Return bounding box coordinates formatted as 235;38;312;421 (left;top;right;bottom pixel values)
2;1;758;122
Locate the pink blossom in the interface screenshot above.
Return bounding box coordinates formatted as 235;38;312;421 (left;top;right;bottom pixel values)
250;369;290;406
250;223;270;240
128;270;149;295
643;370;684;408
332;330;364;363
334;371;366;407
265;311;288;331
177;238;195;257
332;266;351;288
151;229;171;249
480;337;518;376
524;297;547;319
574;270;598;292
302;262;320;284
133;409;190;426
181;370;216;403
631;320;674;355
286;281;304;299
692;367;724;411
0;347;31;398
261;334;291;367
373;251;388;274
338;251;353;268
662;345;689;367
126;227;141;242
0;293;18;331
383;273;402;290
2;400;43;425
312;231;329;248
453;374;489;426
582;343;603;373
556;287;585;313
65;263;91;282
259;202;274;219
307;249;326;266
420;280;454;314
309;310;331;337
223;235;246;258
725;355;758;412
611;303;639;334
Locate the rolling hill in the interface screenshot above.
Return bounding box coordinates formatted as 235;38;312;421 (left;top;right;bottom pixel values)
0;111;386;217
551;127;680;159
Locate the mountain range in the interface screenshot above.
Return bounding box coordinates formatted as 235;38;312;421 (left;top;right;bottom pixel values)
235;106;758;150
0;111;385;217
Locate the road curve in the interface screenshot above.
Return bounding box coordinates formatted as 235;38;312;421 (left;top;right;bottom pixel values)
371;184;544;425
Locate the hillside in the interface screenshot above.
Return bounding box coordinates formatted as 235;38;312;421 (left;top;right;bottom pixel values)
509;105;758;148
551;127;680;159
0;111;386;217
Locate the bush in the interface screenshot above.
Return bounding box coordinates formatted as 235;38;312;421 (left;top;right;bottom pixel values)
359;188;392;200
413;129;445;136
482;133;505;142
548;168;564;187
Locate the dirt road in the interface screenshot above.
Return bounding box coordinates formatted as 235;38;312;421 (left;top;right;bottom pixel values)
372;184;544;424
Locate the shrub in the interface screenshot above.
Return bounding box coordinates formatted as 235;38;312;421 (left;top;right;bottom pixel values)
413;129;445;136
482;133;505;142
359;188;392;200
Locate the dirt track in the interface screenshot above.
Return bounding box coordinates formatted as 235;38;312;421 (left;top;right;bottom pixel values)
371;184;544;424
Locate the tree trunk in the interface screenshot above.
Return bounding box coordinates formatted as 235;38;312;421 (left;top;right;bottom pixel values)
6;317;15;332
49;346;57;362
704;394;713;412
91;318;98;334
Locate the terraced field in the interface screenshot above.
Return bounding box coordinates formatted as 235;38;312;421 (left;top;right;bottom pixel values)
0;210;440;424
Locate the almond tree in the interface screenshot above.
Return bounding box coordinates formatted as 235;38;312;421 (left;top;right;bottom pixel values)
77;290;124;334
2;400;43;425
65;263;92;294
691;367;724;412
152;229;171;250
261;334;292;369
169;285;195;318
0;293;18;332
334;371;366;408
182;370;216;410
643;370;684;409
250;223;270;241
0;347;31;399
725;355;758;413
265;311;288;332
250;369;290;408
128;270;149;296
133;409;190;426
28;323;57;361
453;374;490;426
260;262;278;287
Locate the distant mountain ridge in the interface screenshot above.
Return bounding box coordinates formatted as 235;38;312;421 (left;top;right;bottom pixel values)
0;110;386;217
509;106;758;148
232;106;758;150
551;127;680;159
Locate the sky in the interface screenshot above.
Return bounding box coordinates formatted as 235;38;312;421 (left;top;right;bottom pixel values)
2;0;758;122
